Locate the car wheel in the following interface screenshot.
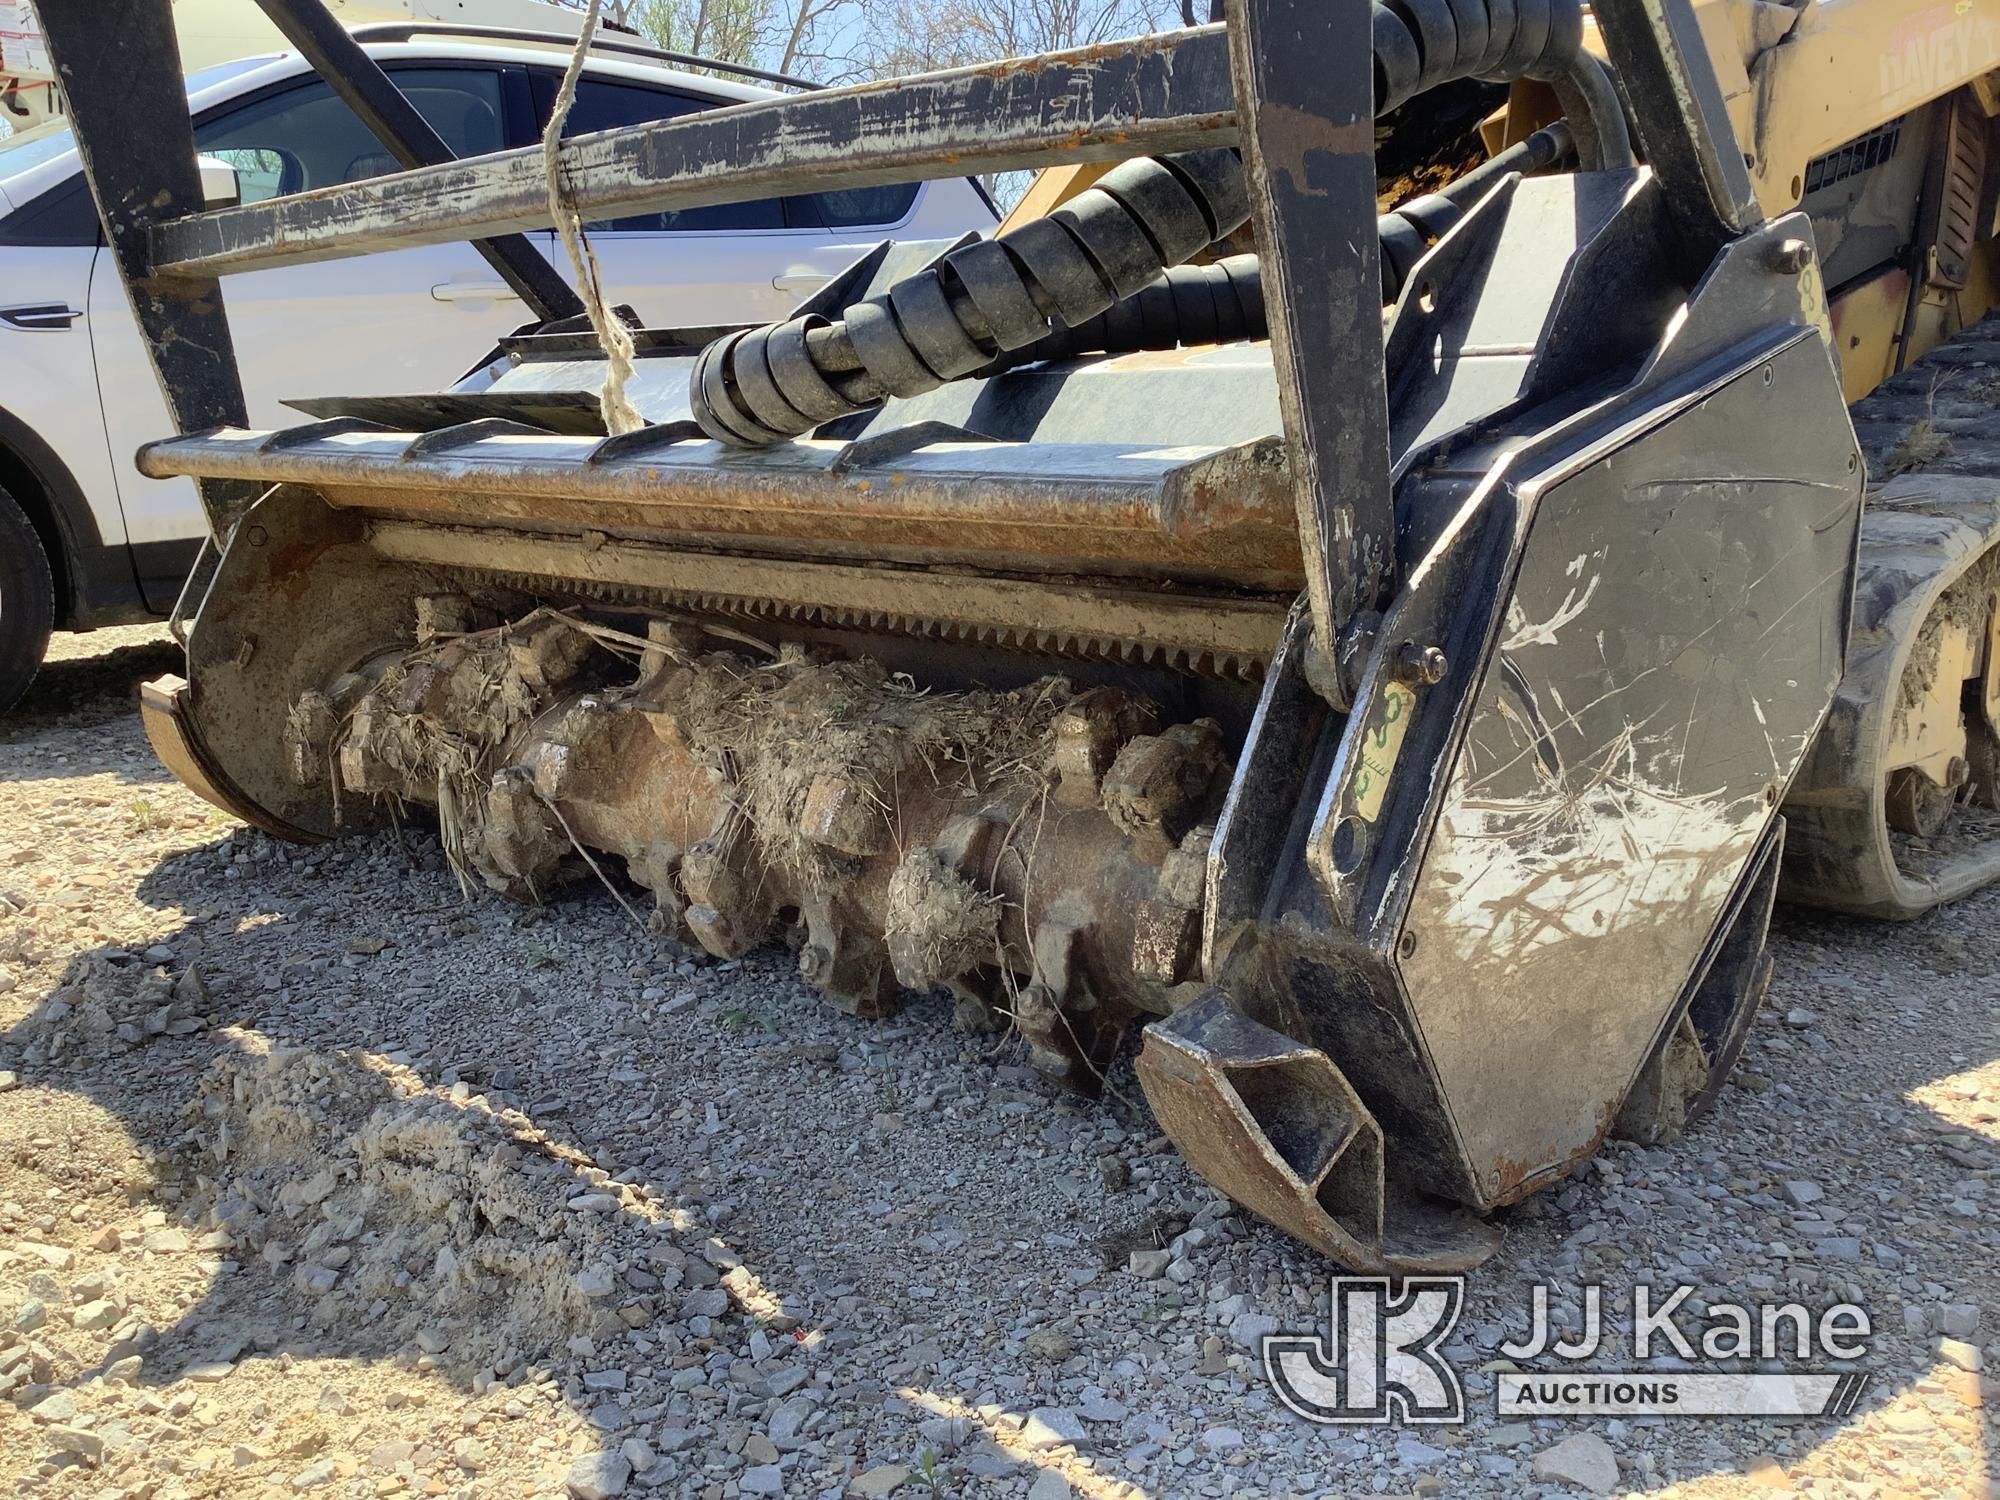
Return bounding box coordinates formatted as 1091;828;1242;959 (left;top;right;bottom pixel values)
0;485;56;712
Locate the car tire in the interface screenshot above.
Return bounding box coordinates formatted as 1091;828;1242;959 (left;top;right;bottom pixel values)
0;485;56;713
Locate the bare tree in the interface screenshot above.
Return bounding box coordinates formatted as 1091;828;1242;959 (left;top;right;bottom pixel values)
860;0;1180;75
631;0;766;62
551;0;1170;92
547;0;764;70
765;0;869;78
850;0;1179;204
554;0;869;79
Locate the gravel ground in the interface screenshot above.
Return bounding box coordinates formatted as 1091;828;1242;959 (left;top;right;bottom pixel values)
1;626;1994;1500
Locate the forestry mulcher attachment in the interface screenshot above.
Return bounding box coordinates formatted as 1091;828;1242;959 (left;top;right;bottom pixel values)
48;0;2000;1269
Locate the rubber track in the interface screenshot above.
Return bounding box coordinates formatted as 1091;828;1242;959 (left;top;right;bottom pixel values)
1780;315;2000;917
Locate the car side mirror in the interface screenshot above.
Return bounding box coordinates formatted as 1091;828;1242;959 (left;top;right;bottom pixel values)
197;155;241;210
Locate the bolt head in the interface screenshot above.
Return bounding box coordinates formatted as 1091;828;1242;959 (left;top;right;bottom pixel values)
1393;642;1448;686
1768;237;1813;275
1017;982;1056;1022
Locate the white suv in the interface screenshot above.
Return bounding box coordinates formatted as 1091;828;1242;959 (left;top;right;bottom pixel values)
0;36;997;708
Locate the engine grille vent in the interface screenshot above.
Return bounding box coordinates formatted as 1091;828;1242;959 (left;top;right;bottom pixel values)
1926;94;1987;290
1803;121;1904;195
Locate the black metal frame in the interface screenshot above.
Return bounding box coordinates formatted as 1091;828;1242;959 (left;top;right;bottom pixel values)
1590;0;1762;259
45;0;1763;664
246;0;581;321
39;0;257;537
1226;0;1392;702
146;25;1236;278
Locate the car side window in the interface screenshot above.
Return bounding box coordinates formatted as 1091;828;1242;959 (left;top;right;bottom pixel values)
809;183;920;229
0;175;99;245
540;75;791;233
193;66;507;203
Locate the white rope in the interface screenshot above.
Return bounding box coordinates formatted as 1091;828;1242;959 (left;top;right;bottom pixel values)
542;0;647;436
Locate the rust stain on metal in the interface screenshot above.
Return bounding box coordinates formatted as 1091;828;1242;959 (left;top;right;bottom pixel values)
141;434;1307;591
364;520;1287;674
1250;103;1372;192
266;535;339;600
1483;1098;1619;1206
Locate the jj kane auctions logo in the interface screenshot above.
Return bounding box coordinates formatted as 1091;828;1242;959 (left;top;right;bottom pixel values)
1263;1279;1874;1425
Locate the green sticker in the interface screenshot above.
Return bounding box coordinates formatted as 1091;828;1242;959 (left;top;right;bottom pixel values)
1352;681;1416;823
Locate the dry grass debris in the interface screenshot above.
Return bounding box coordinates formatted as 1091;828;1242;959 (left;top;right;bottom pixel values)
652;648;1073;891
884;849;1002;990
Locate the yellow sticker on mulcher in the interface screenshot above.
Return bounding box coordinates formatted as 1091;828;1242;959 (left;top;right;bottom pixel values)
1351;681;1416;822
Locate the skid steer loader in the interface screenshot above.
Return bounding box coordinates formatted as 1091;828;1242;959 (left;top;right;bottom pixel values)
44;0;2000;1271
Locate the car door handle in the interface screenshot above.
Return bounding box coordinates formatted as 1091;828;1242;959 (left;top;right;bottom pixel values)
430;282;523;304
772;273;831;295
0;303;83;330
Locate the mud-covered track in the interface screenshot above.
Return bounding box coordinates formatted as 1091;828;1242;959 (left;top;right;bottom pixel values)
1782;316;2000;917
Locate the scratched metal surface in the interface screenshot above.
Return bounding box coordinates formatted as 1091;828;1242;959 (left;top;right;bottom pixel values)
136;417;1305;591
148;27;1238;278
1395;334;1862;1198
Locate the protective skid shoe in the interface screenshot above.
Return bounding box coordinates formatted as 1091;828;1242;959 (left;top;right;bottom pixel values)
1137;993;1501;1274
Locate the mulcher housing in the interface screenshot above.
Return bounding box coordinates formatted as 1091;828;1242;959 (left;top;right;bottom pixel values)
51;0;1871;1271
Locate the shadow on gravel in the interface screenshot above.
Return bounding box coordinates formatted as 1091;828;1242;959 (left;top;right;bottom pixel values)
2;835;1130;1494
1;634;183;787
1;820;1994;1495
0;905;836;1489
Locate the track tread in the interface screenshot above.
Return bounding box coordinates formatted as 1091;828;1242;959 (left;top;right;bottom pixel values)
1782;316;2000;916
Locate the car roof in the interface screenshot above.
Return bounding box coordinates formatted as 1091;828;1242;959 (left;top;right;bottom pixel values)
208;40;783;109
1;40;781;204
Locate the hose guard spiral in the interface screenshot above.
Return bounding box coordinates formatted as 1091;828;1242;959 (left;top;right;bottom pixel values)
690;0;1618;447
1016;254;1265;367
691;149;1250;446
1372;0;1585;113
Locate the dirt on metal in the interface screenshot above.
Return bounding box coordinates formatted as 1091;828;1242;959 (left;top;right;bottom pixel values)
292;599;1228;1085
664;650;1075;892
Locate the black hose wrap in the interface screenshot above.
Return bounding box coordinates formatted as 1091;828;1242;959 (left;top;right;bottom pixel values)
692;148;1250;445
1372;0;1628;168
1018;255;1267;367
1372;0;1578;113
995;122;1571;372
691;0;1625;446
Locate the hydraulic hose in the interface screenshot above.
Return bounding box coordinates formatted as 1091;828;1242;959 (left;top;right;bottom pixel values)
1549;53;1631;173
1001;122;1573;372
1376;119;1572;296
691;149;1250;446
1373;0;1631;170
692;0;1626;446
1012;254;1266;368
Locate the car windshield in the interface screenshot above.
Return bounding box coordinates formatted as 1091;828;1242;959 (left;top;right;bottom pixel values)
0;55;277;180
